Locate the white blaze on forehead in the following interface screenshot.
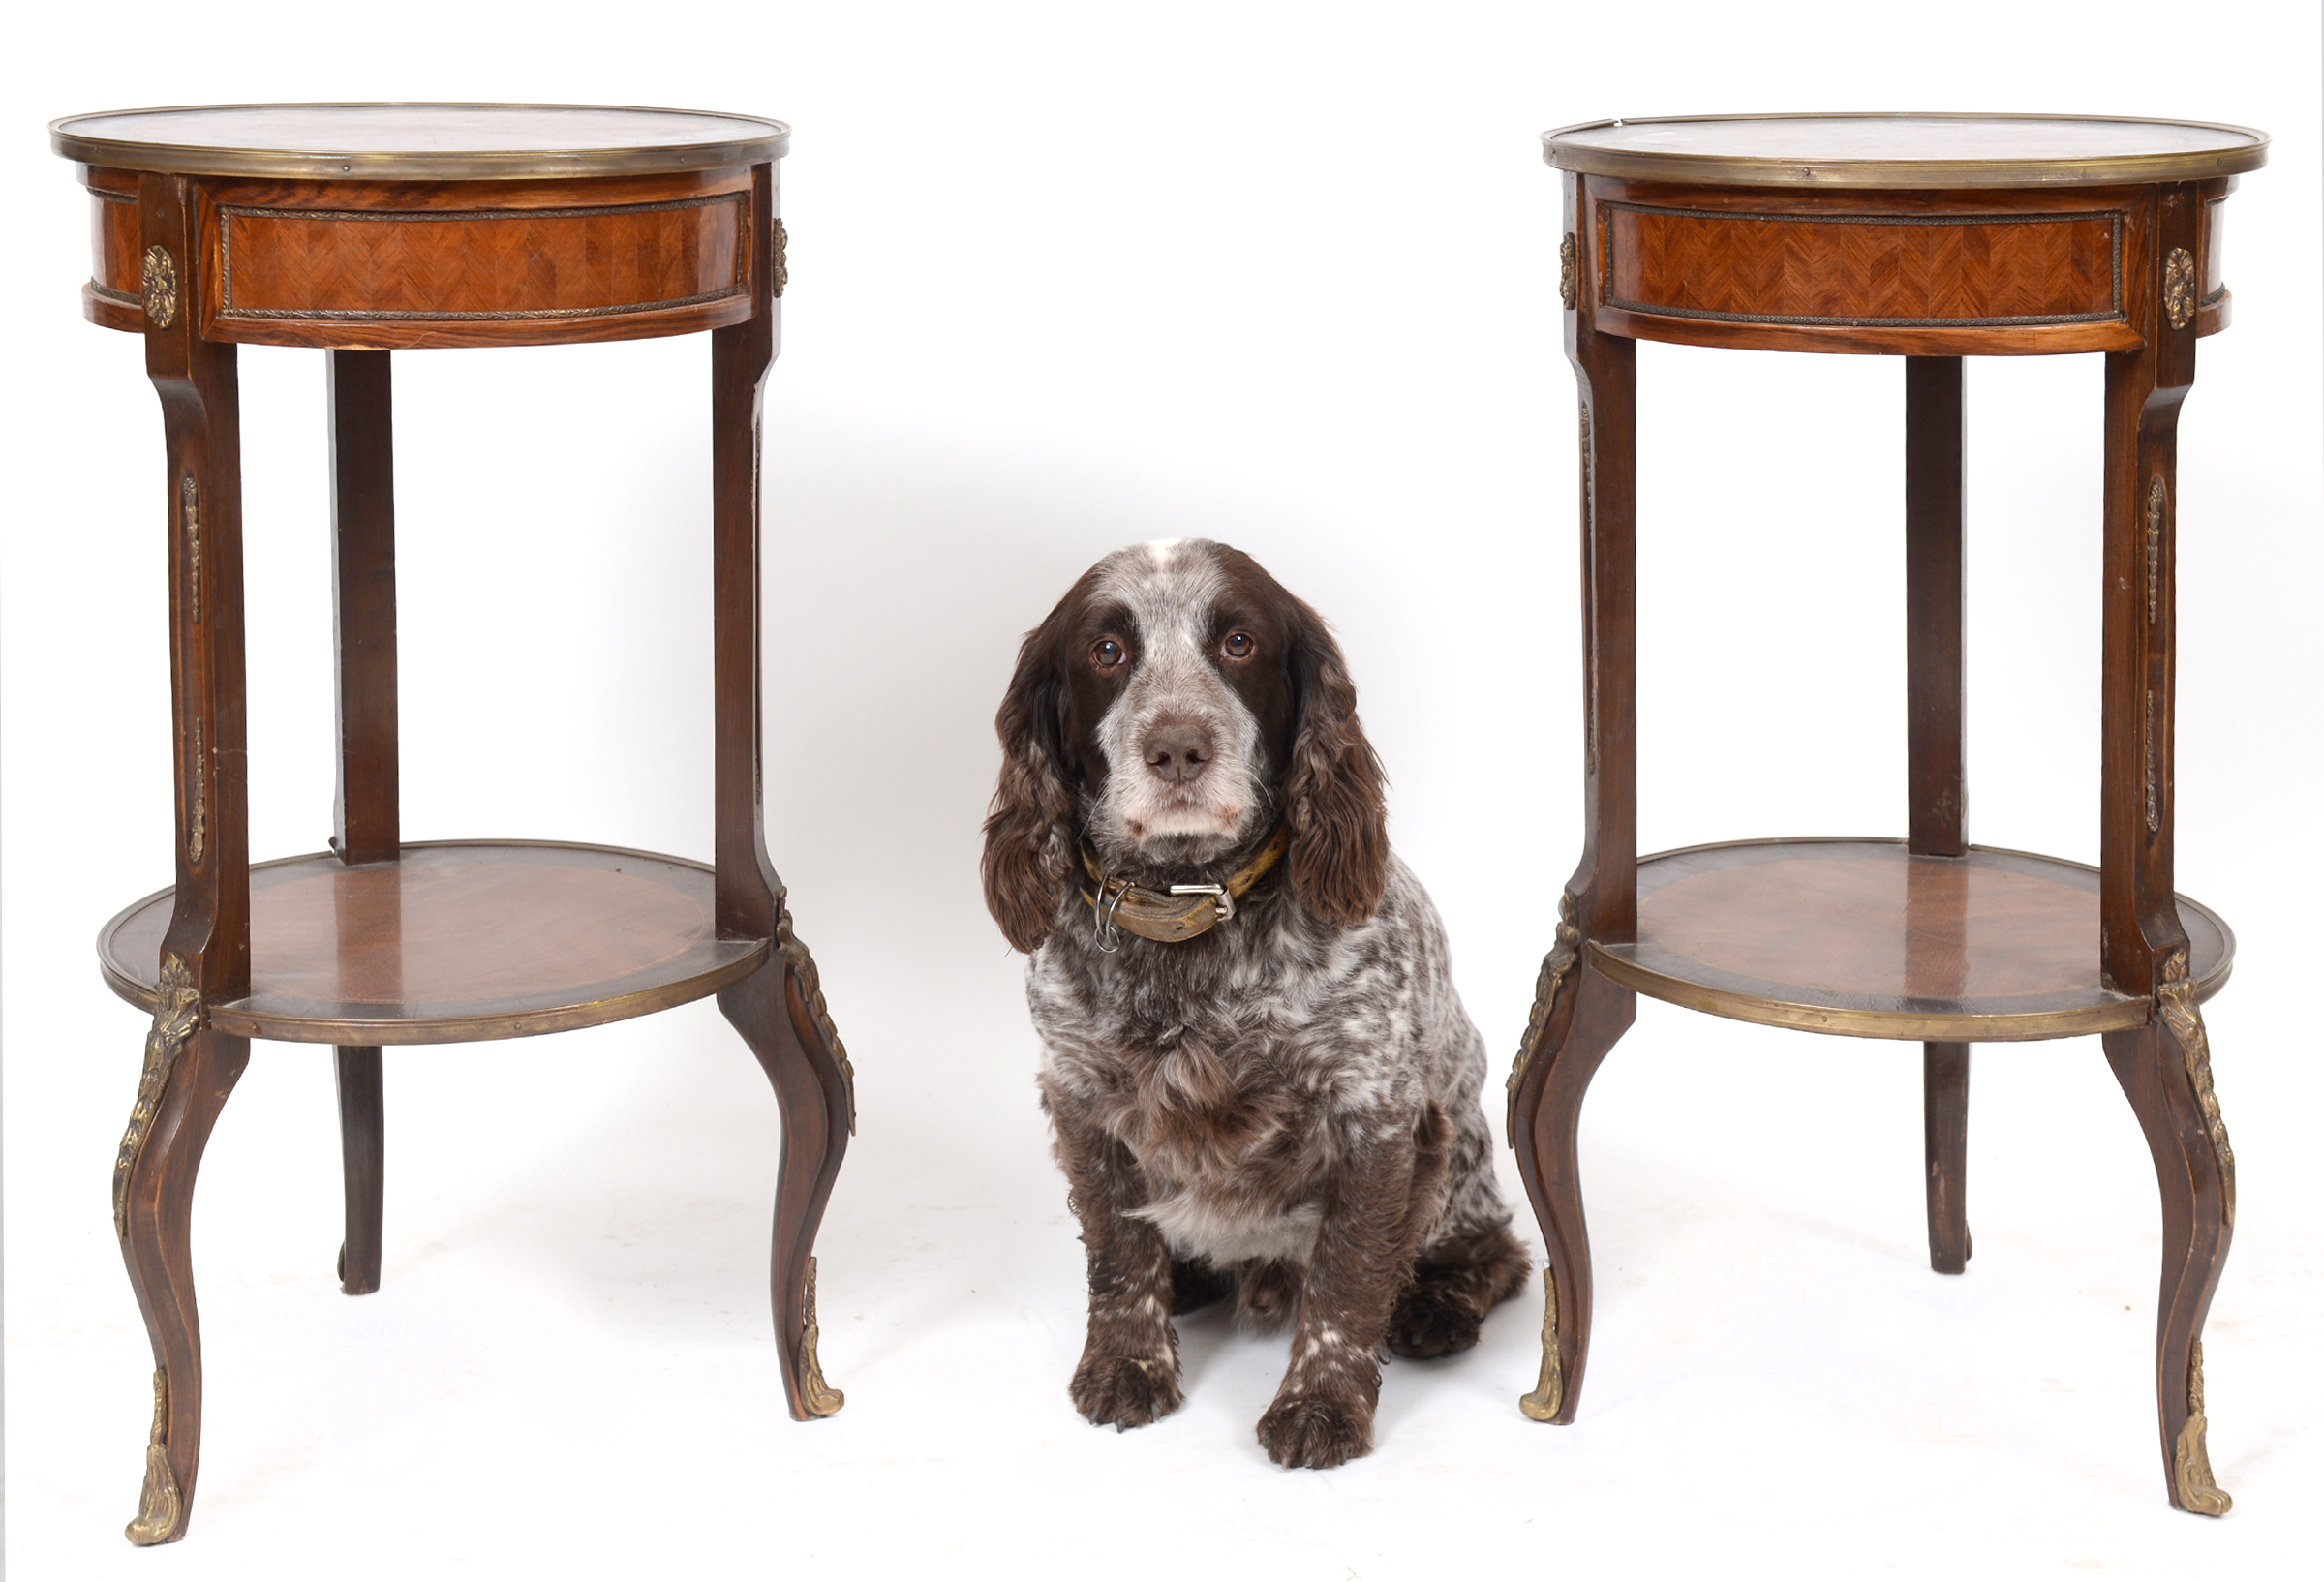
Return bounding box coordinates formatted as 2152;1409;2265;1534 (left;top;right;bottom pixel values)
1083;539;1265;849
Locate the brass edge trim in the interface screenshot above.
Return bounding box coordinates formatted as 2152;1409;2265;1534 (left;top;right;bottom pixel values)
50;102;789;180
124;1367;181;1545
1506;889;1581;1141
775;895;857;1134
1518;1265;1563;1421
795;1256;844;1416
1587;939;2155;1042
2171;1340;2231;1515
90;282;142;308
89;185;137;205
1541;112;2271;188
113;953;201;1237
217;285;749;326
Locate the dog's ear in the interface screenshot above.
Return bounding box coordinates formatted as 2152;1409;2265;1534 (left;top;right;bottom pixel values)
1283;595;1390;927
982;602;1078;953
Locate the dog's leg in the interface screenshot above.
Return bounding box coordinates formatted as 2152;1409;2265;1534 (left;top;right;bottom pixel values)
1054;1116;1183;1430
1258;1110;1450;1468
1389;1099;1530;1358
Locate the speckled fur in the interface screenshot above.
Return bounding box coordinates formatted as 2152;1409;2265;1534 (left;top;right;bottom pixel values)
983;540;1530;1468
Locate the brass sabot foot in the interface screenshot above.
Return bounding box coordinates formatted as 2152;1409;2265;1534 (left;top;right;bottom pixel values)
124;1369;183;1545
2173;1342;2232;1516
1518;1265;1564;1423
797;1256;844;1417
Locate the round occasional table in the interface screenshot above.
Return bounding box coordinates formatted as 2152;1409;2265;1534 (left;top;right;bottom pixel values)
49;104;855;1545
1502;113;2267;1515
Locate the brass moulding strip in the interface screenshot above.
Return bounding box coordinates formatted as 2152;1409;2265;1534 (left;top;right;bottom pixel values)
1591;837;2236;1044
1543;112;2270;188
50;103;788;181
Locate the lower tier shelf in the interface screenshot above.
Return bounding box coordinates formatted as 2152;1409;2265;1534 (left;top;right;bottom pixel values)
1589;838;2233;1042
98;840;769;1045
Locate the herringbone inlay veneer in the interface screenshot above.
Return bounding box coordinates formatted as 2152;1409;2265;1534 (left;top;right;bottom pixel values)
1603;202;2120;326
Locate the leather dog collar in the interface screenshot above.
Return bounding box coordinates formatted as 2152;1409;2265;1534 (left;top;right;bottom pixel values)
1078;823;1290;946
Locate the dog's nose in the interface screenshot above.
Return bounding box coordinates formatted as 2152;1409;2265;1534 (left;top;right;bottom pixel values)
1143;722;1214;784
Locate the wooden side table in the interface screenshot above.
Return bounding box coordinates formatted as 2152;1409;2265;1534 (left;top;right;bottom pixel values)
49;104;856;1545
1503;113;2268;1514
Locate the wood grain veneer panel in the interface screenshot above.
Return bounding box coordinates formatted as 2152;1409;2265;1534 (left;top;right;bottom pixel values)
215;192;745;321
1602;201;2123;328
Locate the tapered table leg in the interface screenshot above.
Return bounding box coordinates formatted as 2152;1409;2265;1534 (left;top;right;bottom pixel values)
329;347;398;1293
711;161;855;1419
1906;354;1973;1274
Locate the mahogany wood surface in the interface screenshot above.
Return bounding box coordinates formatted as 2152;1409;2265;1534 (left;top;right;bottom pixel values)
55;108;849;1540
1512;118;2260;1514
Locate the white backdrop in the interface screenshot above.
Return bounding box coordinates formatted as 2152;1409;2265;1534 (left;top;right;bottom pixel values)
5;4;2319;1576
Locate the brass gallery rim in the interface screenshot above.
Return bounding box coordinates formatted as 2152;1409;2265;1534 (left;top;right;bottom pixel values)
50;102;790;181
1542;112;2271;189
1586;836;2236;1043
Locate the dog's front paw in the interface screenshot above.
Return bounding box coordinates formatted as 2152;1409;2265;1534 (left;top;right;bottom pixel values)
1256;1388;1373;1469
1386;1271;1487;1360
1071;1353;1183;1430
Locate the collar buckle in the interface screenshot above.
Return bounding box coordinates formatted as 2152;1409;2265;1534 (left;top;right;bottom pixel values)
1169;882;1234;923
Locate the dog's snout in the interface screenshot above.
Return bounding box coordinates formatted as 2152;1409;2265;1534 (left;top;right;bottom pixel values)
1143;721;1215;784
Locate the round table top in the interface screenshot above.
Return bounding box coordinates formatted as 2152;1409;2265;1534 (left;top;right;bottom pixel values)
1543;112;2269;188
49;102;789;181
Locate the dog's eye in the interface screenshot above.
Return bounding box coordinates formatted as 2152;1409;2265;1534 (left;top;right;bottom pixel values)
1092;638;1126;669
1221;631;1255;660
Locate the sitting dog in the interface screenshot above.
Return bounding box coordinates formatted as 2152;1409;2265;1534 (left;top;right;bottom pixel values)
981;538;1530;1469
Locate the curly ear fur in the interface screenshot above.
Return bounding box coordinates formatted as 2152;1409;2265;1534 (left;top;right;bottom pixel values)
983;609;1077;953
1283;596;1390;927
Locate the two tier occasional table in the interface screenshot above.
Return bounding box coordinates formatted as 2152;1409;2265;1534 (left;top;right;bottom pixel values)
1503;113;2267;1514
49;104;856;1544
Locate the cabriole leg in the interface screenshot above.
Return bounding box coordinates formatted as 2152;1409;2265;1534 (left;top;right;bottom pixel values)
124;170;254;1545
711;162;854;1419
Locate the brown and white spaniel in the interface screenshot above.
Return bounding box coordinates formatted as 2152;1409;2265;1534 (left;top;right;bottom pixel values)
982;538;1529;1469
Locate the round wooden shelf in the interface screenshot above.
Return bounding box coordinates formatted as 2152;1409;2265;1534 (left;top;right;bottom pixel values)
1589;838;2233;1042
97;841;769;1045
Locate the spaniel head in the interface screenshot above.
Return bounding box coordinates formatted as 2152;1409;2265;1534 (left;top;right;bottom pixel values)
982;539;1389;953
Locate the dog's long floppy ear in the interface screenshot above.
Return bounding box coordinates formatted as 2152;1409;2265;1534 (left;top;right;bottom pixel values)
1283;595;1390;927
982;604;1078;953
